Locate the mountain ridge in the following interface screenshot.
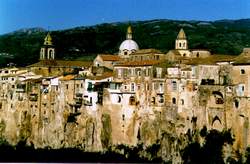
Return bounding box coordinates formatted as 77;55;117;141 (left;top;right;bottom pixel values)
0;18;250;66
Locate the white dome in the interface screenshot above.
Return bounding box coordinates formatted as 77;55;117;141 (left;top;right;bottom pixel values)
119;39;139;51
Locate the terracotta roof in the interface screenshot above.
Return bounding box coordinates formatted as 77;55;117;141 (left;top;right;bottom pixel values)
131;49;162;55
115;60;162;67
59;75;75;81
87;72;113;80
99;54;121;61
185;55;236;65
28;60;93;68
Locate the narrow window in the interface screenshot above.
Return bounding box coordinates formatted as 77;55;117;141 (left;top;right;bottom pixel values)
235;100;239;108
118;96;121;103
172;81;177;91
181;99;184;105
172;98;176;104
131;83;135;92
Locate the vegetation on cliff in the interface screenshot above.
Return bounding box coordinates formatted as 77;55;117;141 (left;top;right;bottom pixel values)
0;127;249;163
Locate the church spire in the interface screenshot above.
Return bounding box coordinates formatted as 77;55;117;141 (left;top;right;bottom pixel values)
126;26;132;40
177;28;186;40
44;33;53;46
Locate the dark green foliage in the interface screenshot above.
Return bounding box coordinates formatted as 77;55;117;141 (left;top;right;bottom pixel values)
1;19;250;67
182;128;236;164
0;139;152;162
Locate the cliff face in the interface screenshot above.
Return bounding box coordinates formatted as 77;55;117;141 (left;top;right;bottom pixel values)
0;79;247;163
0;98;190;163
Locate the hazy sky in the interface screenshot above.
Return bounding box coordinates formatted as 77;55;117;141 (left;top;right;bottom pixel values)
0;0;249;34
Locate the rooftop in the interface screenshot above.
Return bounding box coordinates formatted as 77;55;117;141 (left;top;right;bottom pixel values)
98;54;121;61
28;60;93;68
115;60;162;67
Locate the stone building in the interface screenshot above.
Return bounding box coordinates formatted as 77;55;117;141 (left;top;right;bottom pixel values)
1;26;250;162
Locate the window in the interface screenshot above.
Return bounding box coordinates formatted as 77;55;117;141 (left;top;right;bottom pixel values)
118;96;121;103
197;53;200;57
181;99;184;105
122;114;125;121
138;71;141;76
159;95;164;103
235;100;239;108
66;84;68;89
179;43;182;47
49;49;53;59
129;96;136;105
159;83;163;92
241;69;245;74
151;97;156;105
90;97;92;105
124;51;128;55
242;86;245;91
172;81;177;91
172;97;176;104
131;83;135;92
118;69;122;78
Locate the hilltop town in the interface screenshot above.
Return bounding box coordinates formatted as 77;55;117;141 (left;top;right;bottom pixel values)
0;26;249;162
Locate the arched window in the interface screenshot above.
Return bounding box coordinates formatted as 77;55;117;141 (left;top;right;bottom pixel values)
179;42;182;47
172;97;176;104
183;42;186;47
197;53;200;58
181;99;184;105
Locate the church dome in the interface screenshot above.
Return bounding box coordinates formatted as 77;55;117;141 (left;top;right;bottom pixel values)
119;39;139;51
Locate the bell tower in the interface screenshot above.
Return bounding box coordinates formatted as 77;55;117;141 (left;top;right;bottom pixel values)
40;33;55;60
175;28;188;50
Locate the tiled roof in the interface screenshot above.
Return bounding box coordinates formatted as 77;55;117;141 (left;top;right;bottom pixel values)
87;72;113;80
185;55;236;65
115;60;162;67
59;75;75;81
99;54;121;61
28;60;93;68
131;49;162;55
